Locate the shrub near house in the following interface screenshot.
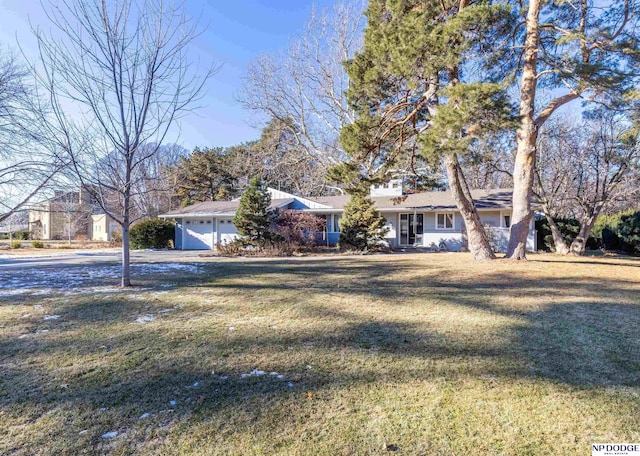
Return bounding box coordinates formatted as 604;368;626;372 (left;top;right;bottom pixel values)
536;211;640;255
271;210;324;251
338;194;389;252
129;219;175;249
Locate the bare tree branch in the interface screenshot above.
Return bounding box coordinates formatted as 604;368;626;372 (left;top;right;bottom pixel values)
31;0;218;286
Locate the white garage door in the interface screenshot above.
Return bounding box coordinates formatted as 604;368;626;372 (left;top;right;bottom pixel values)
184;218;214;250
217;219;237;245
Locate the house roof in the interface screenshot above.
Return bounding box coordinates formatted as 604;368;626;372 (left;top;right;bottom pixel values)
311;188;515;211
161;198;295;217
161;188;517;218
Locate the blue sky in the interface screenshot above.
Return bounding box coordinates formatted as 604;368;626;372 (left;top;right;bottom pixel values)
0;0;338;150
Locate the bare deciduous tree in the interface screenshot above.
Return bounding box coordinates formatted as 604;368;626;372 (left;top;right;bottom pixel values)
130;143;187;217
58;194;91;244
507;0;640;259
239;1;365;170
0;47;62;222
535;113;640;255
32;0;217;286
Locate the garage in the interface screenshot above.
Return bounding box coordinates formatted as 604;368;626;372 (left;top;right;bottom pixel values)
183;218;214;250
159;191;295;250
217;218;237;244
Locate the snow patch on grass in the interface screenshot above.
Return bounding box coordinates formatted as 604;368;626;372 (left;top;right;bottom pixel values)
135;315;155;324
0;262;204;296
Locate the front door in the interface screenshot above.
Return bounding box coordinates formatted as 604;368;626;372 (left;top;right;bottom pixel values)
400;213;423;246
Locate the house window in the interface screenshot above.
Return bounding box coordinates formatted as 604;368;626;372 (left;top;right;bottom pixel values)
436;213;454;230
503;215;511;228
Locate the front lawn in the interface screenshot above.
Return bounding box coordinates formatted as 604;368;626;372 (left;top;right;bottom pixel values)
1;253;638;455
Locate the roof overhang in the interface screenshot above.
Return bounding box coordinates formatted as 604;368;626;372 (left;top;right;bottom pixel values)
160;212;236;218
302;206;512;213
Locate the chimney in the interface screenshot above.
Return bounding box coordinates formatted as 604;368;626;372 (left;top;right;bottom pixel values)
370;179;403;197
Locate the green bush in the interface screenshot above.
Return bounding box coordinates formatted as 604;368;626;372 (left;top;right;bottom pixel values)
601;227;620;251
338;194;389;252
129;219;175;249
590;210;634;249
617;211;640;255
32;240;45;249
11;240;21;249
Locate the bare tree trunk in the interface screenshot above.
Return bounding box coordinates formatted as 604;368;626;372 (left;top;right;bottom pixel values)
121;218;131;287
32;0;216;288
121;187;131;287
544;213;569;254
444;154;495;260
507;0;541;260
569;203;604;255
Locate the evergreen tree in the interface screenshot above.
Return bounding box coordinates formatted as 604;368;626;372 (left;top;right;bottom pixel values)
233;177;272;245
338;0;514;260
338;194;389;251
173;147;237;206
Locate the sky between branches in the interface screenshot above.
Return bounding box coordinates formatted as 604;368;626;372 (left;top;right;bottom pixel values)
0;0;339;150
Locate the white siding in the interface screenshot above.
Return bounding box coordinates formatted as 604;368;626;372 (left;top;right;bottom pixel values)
479;211;502;227
422;232;465;251
381;213;398;247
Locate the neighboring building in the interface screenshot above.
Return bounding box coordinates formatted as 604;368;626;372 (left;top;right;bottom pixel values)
29;189;94;240
91;214;120;242
160;182;536;252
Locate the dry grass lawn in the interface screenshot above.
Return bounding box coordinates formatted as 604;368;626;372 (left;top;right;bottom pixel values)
0;252;639;455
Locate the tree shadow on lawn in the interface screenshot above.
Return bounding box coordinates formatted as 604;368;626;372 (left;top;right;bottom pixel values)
179;256;640;388
182;256;640;310
530;254;640;269
1;257;639;452
0;316;524;429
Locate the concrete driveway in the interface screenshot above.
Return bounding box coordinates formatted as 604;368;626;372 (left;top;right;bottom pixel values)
0;249;207;271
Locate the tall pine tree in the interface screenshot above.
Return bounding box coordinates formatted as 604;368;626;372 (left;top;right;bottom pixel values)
339;0;514;260
174;147;237;206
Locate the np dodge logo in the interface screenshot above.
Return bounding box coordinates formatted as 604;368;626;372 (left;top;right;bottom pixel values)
593;444;640;456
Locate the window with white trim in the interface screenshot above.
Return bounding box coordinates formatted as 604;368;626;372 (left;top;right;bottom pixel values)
436;213;454;230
